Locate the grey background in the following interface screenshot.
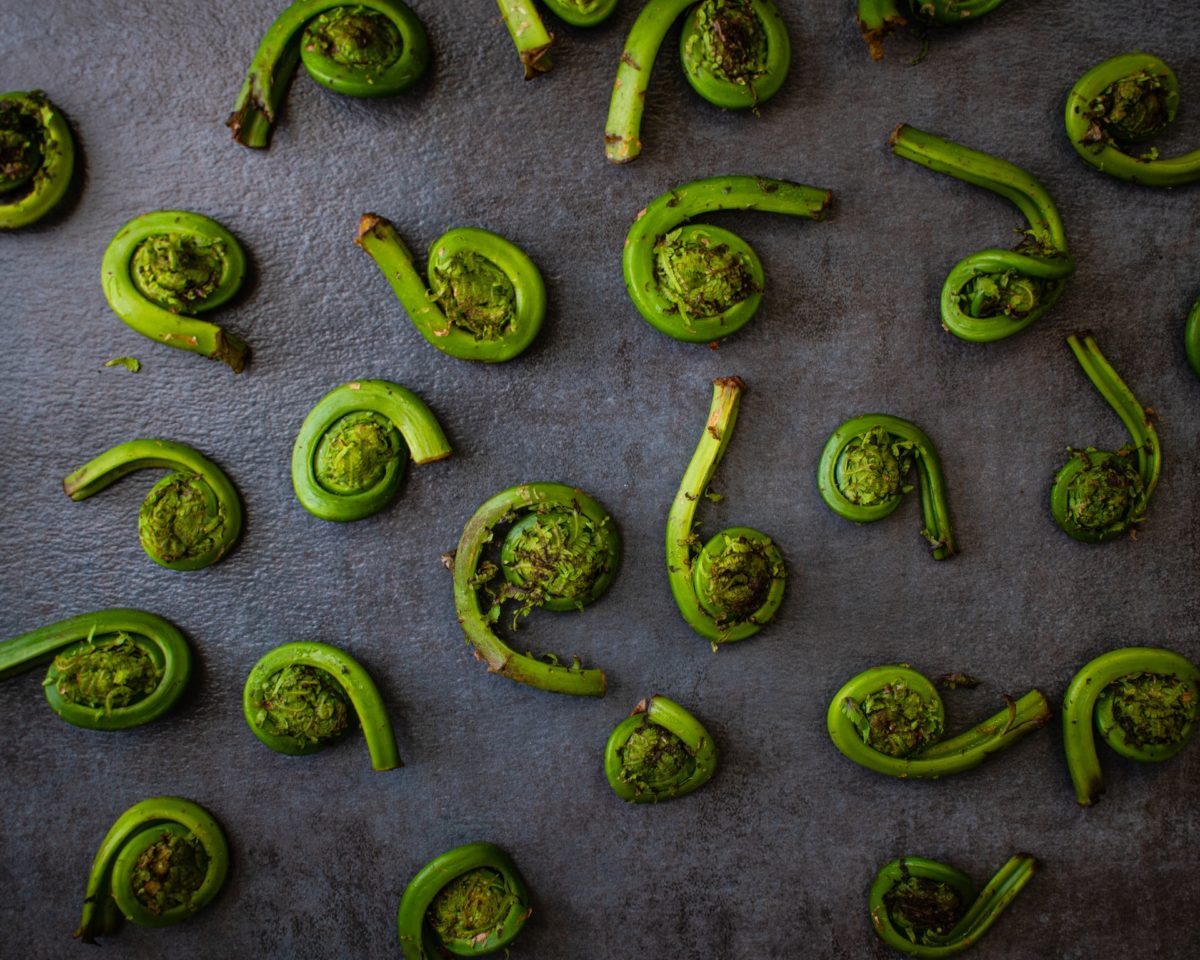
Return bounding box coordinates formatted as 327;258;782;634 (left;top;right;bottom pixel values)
1;0;1198;957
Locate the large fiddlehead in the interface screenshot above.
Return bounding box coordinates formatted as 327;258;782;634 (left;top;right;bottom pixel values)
0;609;190;730
604;695;717;802
856;0;1009;62
1186;295;1200;379
1062;647;1198;806
869;854;1037;957
1065;53;1200;187
63;439;242;571
101;211;249;373
243;640;400;771
667;377;784;648
497;0;619;79
1049;333;1160;543
397;841;531;959
228;0;429;148
624;175;831;343
890;125;1075;342
0;90;74;229
828;665;1050;779
452;483;620;697
817;414;955;559
292;379;451;521
74;796;229;944
605;0;790;163
357;214;546;362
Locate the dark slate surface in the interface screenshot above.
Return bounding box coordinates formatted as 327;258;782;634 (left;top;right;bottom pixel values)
1;1;1198;957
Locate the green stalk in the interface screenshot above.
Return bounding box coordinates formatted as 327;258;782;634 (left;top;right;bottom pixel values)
1186;295;1200;379
0;91;75;229
497;0;556;77
604;695;718;802
856;0;1010;61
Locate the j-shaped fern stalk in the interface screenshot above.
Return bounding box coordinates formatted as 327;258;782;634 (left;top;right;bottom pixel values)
0;609;190;730
1062;647;1198;806
1186;295;1200;379
890;125;1075;342
604;695;717;802
624;175;831;343
605;0;790;163
856;0;1010;62
228;0;429;148
452;483;620;696
0;91;74;229
1065;53;1200;187
1050;333;1159;543
101;211;249;372
74;796;229;944
668;377;785;648
869;854;1037;957
357;214;546;362
497;0;619;79
397;842;531;959
828;665;1049;779
63;439;242;571
243;641;400;770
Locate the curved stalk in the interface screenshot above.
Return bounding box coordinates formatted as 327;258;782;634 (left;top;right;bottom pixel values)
1050;333;1160;543
101;211;249;372
497;0;619;79
856;0;1009;62
356;214;546;362
1186;295;1200;379
624;175;831;343
228;0;429;149
0;90;74;229
1065;53;1200;187
63;439;242;571
604;695;717;802
75;796;229;944
828;665;1049;779
1062;647;1198;806
890;124;1074;342
452;483;620;697
605;0;790;163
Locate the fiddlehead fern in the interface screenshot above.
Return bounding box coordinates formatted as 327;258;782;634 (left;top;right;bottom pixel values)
1186;295;1200;379
869;854;1037;957
397;841;531;959
605;0;790;163
62;439;242;571
604;695;717;802
0;609;189;730
856;1;1009;62
101;211;249;373
667;377;784;648
497;0;619;79
624;175;831;343
357;214;546;362
228;0;429;149
452;483;620;697
243;640;400;771
828;665;1050;779
889;125;1075;342
0;91;74;229
1050;333;1160;543
74;796;229;944
1065;53;1200;187
1062;647;1198;806
292;379;451;521
817;414;955;560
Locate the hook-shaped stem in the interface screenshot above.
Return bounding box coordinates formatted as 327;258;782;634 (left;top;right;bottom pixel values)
604;695;718;802
0;90;74;229
856;0;1009;61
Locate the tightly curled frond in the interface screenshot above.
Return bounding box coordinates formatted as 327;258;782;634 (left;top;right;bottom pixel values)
604;695;718;802
496;0;619;79
856;0;1010;62
0;91;74;229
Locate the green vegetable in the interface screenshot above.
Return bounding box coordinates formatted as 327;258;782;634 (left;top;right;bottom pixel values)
104;356;141;373
603;695;717;802
496;0;619;78
856;0;1009;61
0;91;74;229
1186;295;1200;379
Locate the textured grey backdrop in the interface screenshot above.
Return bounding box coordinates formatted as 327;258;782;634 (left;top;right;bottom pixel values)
1;1;1198;957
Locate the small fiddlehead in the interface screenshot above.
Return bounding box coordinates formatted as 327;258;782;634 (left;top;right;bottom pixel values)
397;841;531;959
74;796;229;944
624;175;831;343
817;414;955;559
1062;647;1198;806
1049;333;1160;543
101;211;249;372
452;483;620;697
605;0;790;163
497;0;619;79
1186;295;1200;379
228;0;430;149
357;214;546;362
667;377;784;648
1065;53;1200;187
243;640;400;771
827;665;1050;779
0;609;190;730
856;0;1009;62
604;695;717;802
869;854;1037;957
63;439;242;571
889;124;1075;342
0;90;74;229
